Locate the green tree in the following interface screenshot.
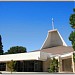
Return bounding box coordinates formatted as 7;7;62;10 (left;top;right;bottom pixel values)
69;8;75;50
69;8;75;62
5;46;27;54
69;8;75;29
6;60;16;74
0;35;3;55
69;31;75;51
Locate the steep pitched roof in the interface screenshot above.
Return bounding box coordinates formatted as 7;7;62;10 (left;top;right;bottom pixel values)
31;29;73;55
41;29;67;49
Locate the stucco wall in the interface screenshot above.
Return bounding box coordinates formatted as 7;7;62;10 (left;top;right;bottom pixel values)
43;58;51;72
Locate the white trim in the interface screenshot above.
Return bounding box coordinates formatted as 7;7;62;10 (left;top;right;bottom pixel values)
55;52;73;59
0;51;54;62
57;30;67;46
60;52;73;58
0;51;40;62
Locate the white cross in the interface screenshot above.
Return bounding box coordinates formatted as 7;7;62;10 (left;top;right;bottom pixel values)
52;18;54;30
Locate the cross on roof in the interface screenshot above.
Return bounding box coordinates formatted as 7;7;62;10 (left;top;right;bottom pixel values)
52;18;54;30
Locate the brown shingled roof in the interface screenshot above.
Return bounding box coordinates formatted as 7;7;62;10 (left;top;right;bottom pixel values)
41;46;74;55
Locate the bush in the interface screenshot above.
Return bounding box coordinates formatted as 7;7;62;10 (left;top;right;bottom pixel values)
0;72;2;74
48;58;59;73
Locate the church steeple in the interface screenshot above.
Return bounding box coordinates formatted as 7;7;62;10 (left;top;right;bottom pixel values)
40;19;67;49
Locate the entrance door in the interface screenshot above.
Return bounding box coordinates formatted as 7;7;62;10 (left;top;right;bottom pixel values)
62;58;72;72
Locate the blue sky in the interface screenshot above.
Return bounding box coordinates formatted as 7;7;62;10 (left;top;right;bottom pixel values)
0;2;74;52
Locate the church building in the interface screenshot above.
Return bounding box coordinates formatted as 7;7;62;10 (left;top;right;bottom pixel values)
0;19;75;73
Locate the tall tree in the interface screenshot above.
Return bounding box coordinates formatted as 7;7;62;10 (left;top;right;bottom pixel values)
69;8;75;50
69;31;75;50
0;35;3;55
5;46;27;54
69;8;75;29
69;8;75;62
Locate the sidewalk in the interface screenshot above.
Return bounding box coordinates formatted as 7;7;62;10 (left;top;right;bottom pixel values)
0;71;75;74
